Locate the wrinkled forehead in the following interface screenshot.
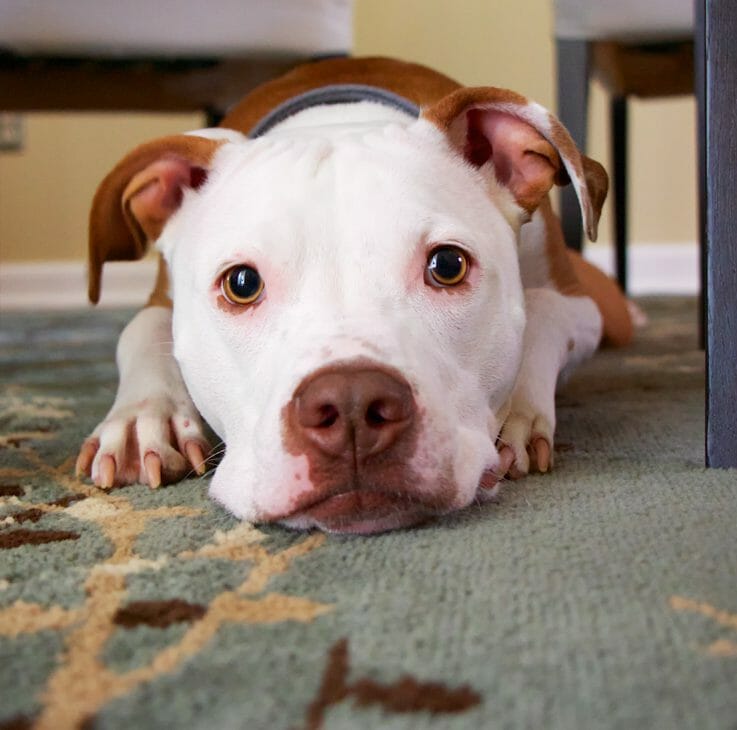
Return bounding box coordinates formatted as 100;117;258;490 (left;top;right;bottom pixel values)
167;123;506;273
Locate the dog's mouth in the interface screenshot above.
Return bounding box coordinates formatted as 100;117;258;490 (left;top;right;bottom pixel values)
278;491;436;535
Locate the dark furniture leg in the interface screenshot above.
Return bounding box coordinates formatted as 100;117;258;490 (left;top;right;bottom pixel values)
695;1;707;349
703;0;737;467
611;95;629;291
556;39;590;252
205;107;224;127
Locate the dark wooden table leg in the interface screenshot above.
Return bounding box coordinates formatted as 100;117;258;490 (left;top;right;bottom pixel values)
695;0;707;350
556;39;589;252
611;95;629;292
703;0;737;467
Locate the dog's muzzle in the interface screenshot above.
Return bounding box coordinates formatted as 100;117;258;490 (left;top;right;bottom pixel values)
278;362;444;534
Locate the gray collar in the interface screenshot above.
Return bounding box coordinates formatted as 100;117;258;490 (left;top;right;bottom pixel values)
248;83;420;138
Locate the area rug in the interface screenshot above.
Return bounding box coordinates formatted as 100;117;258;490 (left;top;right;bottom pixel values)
1;298;735;730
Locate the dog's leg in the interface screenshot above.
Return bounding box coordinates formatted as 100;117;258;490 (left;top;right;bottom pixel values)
75;305;210;488
498;288;602;477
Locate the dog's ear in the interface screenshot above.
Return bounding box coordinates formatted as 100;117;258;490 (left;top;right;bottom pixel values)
87;134;227;304
422;88;608;241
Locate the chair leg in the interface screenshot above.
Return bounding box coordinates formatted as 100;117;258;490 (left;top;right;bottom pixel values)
695;0;707;350
556;39;590;252
611;96;628;292
205;107;224;127
703;0;737;468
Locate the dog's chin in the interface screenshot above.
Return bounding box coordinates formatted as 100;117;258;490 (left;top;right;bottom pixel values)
277;492;436;535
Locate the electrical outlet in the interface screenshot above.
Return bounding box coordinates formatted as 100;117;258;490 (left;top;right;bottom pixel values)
0;114;24;152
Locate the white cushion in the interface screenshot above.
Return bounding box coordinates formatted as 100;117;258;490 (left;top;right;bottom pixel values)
554;0;693;40
0;0;353;57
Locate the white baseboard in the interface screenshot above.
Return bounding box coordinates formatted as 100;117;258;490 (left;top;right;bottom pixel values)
584;242;699;296
0;259;158;311
0;243;699;312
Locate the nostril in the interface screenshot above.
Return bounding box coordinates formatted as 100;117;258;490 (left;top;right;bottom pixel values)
295;394;342;430
317;404;339;428
366;400;390;426
365;398;410;426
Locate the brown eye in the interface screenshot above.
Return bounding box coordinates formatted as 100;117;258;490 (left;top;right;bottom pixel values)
222;265;264;305
427;246;469;287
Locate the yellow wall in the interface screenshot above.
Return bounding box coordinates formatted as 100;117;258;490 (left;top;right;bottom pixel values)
0;0;696;263
0;112;202;262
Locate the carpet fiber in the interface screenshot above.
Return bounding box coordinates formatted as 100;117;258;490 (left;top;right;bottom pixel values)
1;298;735;729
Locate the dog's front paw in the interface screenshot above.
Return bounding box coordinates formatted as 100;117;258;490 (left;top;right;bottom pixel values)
498;402;553;479
75;397;210;489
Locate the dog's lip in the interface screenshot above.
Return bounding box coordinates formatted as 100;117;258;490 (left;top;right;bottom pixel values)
281;491;435;535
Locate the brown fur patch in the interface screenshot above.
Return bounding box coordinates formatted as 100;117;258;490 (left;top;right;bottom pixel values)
581;156;609;233
537;197;584;297
566;250;633;347
547;116;609;242
88;136;224;304
0;484;24;498
145;255;173;309
421;86;529;132
532;197;631;347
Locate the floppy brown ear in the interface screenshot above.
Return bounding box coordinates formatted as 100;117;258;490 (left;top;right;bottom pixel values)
88;135;224;304
422;88;608;241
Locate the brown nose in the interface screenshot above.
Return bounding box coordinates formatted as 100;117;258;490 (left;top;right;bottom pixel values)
293;367;415;461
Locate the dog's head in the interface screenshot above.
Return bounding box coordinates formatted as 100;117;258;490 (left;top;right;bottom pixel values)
89;87;605;533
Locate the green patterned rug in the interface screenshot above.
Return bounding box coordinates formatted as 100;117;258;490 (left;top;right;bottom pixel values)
1;298;735;730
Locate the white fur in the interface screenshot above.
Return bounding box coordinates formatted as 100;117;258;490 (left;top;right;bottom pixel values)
87;98;604;532
159;109;526;521
88;306;207;485
500;289;602;472
518;210;552;289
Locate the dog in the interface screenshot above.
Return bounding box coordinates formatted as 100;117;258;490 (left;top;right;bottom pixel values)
76;57;632;534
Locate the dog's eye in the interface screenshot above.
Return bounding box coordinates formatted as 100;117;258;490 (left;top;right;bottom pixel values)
222;265;264;305
426;246;469;287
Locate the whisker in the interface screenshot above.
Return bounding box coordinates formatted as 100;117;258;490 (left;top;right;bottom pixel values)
207;443;227;460
180;439;225;482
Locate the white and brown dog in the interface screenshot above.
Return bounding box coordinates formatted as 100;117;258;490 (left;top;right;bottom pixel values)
76;57;631;534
